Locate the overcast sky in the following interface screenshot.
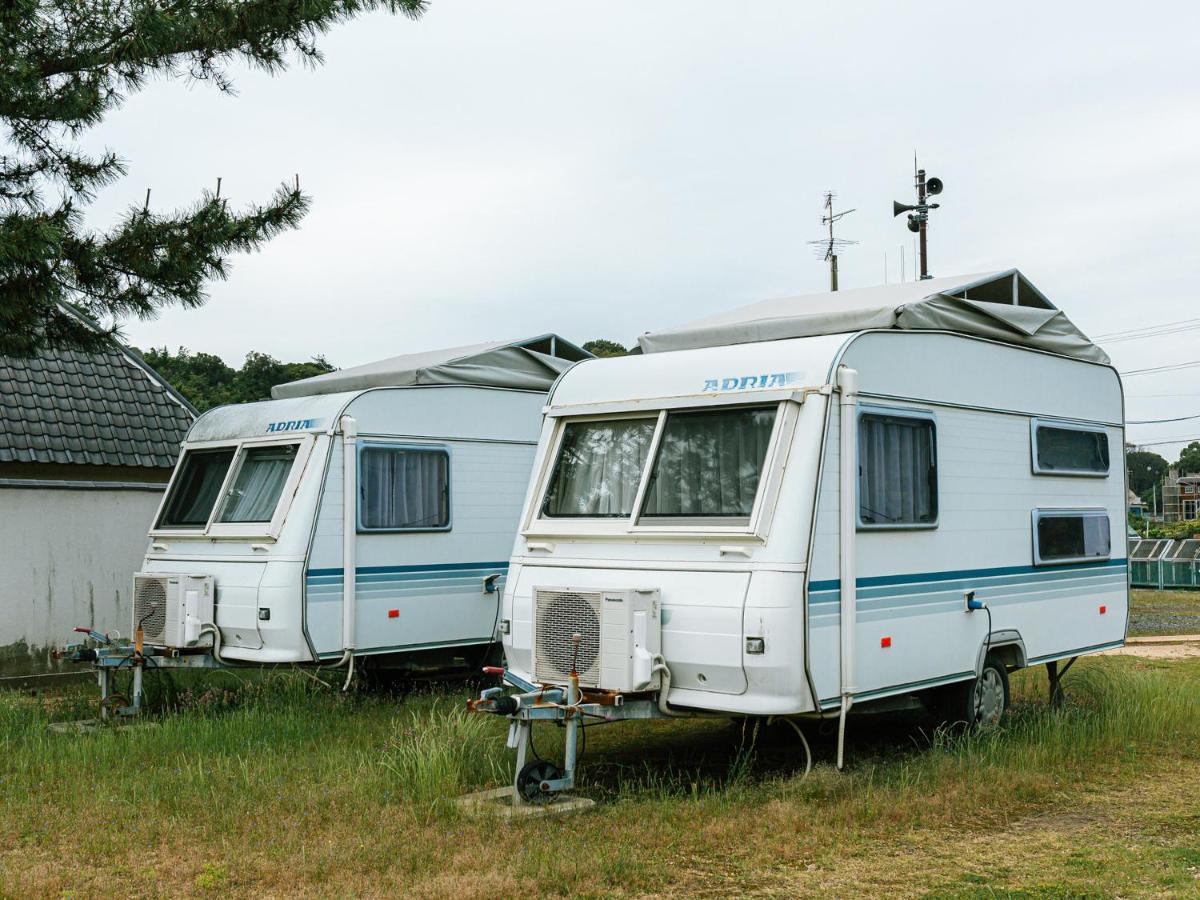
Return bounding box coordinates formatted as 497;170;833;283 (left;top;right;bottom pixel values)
85;1;1199;459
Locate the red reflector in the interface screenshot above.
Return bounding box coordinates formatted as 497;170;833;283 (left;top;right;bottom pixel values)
1099;605;1106;615
881;636;892;648
387;609;399;619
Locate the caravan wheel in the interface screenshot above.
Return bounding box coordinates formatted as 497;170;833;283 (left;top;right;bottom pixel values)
926;658;1010;728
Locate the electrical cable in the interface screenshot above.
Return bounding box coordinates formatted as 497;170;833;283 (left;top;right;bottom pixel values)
527;721;544;762
769;716;812;778
1127;413;1200;425
1121;359;1200;377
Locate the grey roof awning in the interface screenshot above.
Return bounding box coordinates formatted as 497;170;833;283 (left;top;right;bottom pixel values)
637;270;1108;365
271;333;591;399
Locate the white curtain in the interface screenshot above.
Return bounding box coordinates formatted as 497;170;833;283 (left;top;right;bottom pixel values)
858;415;936;525
220;446;297;523
641;407;775;518
542;419;656;517
360;447;448;529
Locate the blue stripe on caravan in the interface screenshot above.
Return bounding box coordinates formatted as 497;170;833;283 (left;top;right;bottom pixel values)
306;561;510;578
807;558;1127;595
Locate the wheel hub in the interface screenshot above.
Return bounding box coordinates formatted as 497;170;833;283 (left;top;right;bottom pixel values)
974;668;1005;724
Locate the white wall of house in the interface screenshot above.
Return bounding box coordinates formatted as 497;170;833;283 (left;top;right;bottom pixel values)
0;486;161;674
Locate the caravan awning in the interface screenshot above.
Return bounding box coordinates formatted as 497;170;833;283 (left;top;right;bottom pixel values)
637;270;1109;365
271;334;590;399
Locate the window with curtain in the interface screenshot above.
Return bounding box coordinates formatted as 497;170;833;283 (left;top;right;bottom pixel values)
858;411;938;527
1034;510;1110;564
217;444;299;523
1033;421;1109;475
359;445;450;530
541;418;656;517
640;406;777;523
157;448;236;528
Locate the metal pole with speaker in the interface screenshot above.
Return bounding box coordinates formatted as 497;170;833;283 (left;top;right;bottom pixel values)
892;158;942;280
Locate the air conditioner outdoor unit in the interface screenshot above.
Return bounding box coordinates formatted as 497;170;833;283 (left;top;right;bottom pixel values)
532;587;661;693
132;573;214;648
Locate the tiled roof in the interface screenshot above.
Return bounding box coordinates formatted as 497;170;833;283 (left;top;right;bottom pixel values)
0;345;195;469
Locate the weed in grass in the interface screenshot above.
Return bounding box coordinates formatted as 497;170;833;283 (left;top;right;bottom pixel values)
378;698;506;819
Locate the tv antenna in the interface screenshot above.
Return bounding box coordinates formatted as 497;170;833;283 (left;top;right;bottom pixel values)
808;191;856;291
892;154;943;280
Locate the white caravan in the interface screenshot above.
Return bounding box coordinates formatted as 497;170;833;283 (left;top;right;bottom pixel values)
131;335;589;677
473;271;1127;797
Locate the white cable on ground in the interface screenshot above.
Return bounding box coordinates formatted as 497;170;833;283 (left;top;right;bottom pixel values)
342;653;356;692
769;716;813;778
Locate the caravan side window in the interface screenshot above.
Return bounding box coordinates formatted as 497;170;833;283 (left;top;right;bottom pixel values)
857;409;938;529
359;444;450;531
1033;509;1110;565
1031;419;1109;476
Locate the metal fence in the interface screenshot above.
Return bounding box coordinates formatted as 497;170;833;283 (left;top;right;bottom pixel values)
1130;558;1200;589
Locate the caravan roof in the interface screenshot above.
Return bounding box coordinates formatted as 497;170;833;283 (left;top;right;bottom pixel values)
637;269;1108;365
271;334;590;399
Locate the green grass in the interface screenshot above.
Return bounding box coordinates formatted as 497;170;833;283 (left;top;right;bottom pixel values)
1;657;1198;897
1130;588;1200;636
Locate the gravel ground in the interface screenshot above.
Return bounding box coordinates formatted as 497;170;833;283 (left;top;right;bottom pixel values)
1128;589;1200;636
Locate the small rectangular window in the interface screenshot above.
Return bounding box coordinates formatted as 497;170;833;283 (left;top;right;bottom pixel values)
157;448;236;528
858;410;937;528
1031;419;1109;476
541;418;657;518
217;444;299;523
640;406;776;524
359;445;450;531
1033;509;1110;565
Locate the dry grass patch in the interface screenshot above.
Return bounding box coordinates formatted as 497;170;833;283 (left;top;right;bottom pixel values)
0;657;1196;897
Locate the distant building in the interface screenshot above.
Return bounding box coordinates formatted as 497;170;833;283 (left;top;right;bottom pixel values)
1127;489;1147;517
0;342;194;676
1160;468;1200;522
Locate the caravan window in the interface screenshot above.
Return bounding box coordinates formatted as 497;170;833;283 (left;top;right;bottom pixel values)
1032;419;1109;475
359;445;450;531
640;406;776;524
216;444;300;523
858;409;938;528
1033;509;1110;565
157;448;236;528
541;418;657;517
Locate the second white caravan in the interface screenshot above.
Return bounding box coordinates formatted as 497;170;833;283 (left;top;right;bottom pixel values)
131;335;589;679
474;271;1128;797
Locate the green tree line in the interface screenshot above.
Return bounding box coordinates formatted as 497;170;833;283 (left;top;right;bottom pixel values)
141;347;335;413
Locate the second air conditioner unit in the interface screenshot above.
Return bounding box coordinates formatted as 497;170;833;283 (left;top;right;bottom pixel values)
532;587;661;693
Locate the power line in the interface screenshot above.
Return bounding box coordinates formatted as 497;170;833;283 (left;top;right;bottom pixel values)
1121;360;1200;377
1094;316;1200;341
1127;413;1200;425
1127;436;1200;448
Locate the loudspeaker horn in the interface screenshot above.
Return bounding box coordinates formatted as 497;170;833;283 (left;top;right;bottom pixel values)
925;176;943;195
893;200;916;217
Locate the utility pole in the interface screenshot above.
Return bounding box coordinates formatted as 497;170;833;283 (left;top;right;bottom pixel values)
808;191;856;291
892;155;943;280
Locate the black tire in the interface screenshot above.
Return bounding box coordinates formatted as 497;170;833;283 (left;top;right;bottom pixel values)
516;760;562;804
926;656;1010;728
